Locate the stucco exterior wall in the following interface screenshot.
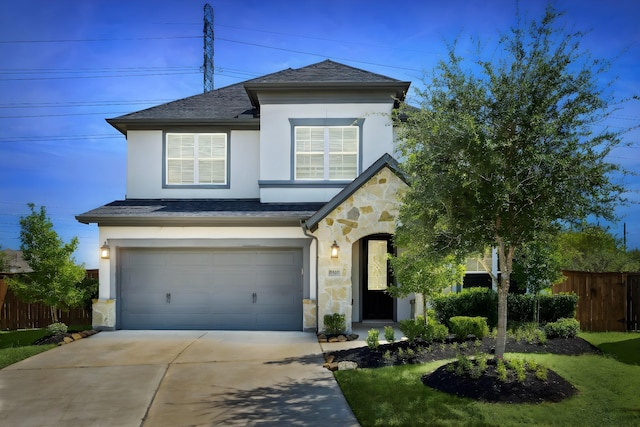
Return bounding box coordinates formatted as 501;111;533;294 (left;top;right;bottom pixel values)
312;166;409;331
258;101;396;203
126;129;260;199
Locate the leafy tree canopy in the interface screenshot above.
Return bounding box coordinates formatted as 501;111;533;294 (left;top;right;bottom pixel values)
393;5;627;356
7;204;87;323
558;224;640;272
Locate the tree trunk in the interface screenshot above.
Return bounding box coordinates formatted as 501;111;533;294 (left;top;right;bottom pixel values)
50;305;58;323
495;278;509;357
495;239;514;358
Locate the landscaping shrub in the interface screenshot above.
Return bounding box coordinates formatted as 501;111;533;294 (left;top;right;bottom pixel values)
544;318;580;338
507;294;536;323
433;288;578;328
399;318;424;342
449;316;489;340
432;288;498;328
323;313;346;335
384;326;395;343
47;322;68;336
366;329;380;349
424;322;449;343
510;322;547;344
539;293;578;324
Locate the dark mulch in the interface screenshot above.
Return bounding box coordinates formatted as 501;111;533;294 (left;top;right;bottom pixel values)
326;336;599;404
423;359;578;403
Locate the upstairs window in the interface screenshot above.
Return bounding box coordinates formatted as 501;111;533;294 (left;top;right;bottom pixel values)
165;133;227;186
295;126;358;180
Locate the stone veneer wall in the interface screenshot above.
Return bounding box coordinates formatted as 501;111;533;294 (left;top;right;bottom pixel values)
92;299;116;331
313;167;408;332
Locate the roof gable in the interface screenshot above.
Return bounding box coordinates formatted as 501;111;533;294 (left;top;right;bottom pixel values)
304;153;408;232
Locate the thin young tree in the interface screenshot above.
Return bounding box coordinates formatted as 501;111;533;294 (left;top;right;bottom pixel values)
394;5;626;356
7;204;87;323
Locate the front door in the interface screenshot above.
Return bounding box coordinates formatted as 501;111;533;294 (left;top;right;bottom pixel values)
362;236;394;320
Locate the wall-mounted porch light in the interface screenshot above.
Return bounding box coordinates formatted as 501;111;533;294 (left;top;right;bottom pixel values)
100;241;110;259
330;240;340;258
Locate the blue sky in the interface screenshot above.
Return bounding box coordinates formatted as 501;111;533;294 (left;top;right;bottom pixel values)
0;0;638;268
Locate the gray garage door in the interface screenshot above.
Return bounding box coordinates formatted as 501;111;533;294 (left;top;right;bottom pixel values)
119;248;303;330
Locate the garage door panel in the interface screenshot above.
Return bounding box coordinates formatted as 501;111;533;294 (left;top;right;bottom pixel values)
213;252;256;266
120;248;302;330
257;251;299;266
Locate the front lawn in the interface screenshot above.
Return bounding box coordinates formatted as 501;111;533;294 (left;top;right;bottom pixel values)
334;333;640;426
0;325;91;369
579;331;640;365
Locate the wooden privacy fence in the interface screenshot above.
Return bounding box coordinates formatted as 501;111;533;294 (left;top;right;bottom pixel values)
553;271;640;332
0;276;92;330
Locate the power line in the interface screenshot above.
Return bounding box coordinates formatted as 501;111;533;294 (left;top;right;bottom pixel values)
216;37;423;73
0;71;199;81
0;35;200;44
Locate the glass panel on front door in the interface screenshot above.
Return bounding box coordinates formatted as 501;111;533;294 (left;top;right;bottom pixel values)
367;240;388;291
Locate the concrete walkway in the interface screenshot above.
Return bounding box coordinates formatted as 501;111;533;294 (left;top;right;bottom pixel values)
0;331;359;427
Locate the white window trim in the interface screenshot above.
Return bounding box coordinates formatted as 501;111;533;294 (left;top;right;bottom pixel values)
164;132;229;188
294;125;359;181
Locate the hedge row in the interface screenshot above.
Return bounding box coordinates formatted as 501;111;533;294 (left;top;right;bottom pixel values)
432;287;578;329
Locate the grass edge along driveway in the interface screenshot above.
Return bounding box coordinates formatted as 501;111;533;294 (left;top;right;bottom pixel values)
335;332;640;427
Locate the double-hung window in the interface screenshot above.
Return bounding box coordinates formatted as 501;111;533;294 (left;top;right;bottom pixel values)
294;125;359;180
165;133;227;186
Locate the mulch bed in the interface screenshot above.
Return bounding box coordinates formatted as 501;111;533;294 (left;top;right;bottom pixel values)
326;336;600;403
33;330;99;346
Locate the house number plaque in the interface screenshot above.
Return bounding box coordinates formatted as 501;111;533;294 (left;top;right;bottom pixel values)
328;269;341;276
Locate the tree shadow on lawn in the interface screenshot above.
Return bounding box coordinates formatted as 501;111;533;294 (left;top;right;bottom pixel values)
597;336;640;365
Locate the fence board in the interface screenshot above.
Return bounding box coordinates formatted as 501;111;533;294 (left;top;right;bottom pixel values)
628;274;640;331
0;276;92;330
553;271;640;332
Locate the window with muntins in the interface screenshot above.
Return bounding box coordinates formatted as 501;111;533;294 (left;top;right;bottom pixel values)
166;133;227;185
295;126;358;180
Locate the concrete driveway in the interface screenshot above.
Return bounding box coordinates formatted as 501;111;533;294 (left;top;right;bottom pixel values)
0;331;359;427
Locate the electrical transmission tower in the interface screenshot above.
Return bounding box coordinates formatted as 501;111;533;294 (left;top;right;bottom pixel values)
202;3;214;93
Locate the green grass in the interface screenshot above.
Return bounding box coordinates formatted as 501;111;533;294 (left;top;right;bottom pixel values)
0;325;91;369
336;352;640;426
0;345;56;369
579;332;640;365
0;329;51;349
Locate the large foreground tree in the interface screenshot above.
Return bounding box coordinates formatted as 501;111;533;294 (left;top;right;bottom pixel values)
394;5;626;356
7;204;87;323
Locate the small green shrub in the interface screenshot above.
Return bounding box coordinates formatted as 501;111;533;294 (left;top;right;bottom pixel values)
511;322;547;345
398;318;424;342
384;326;395;343
544;318;580;338
496;358;508;382
535;366;548;381
366;329;380;349
323;313;346;335
47;322;68;336
383;350;393;361
449;316;489;340
424;322;449;343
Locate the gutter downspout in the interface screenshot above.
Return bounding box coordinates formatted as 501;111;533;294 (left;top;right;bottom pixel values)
300;220;319;333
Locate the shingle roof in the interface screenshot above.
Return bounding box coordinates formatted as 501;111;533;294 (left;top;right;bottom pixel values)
107;60;410;134
76;199;325;226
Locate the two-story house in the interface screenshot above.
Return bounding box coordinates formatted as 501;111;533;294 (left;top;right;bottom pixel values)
77;60;422;332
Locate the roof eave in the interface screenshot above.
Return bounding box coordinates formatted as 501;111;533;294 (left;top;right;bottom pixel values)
106;118;261;135
76;213;315;227
243;81;411;108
